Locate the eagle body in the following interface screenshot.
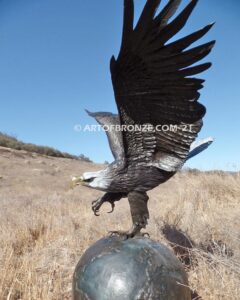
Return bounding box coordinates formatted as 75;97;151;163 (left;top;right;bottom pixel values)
101;163;175;193
74;0;215;238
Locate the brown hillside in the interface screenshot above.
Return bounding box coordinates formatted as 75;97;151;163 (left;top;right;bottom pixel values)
0;147;239;299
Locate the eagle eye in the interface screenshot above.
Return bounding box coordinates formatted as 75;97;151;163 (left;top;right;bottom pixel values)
84;177;95;183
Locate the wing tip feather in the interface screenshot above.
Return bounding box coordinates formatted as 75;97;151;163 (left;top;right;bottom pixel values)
85;109;95;117
207;40;216;51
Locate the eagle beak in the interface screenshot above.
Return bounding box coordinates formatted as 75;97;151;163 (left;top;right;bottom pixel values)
71;176;85;188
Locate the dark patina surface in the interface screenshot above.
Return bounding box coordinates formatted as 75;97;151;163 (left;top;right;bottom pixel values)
74;0;215;238
73;236;191;300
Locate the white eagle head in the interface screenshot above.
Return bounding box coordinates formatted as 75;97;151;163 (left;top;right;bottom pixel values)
72;169;111;191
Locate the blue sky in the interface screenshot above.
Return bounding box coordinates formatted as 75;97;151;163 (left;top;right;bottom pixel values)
0;0;239;170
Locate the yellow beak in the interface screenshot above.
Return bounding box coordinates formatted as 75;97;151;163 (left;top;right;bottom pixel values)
71;176;84;188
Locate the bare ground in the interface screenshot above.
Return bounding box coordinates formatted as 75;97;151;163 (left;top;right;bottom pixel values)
0;146;239;299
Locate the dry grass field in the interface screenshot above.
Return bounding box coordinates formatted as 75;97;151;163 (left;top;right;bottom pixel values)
0;146;239;300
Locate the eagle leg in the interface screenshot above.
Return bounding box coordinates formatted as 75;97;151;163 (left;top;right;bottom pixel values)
92;192;124;216
109;191;150;239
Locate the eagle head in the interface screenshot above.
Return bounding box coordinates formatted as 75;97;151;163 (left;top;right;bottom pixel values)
71;170;110;191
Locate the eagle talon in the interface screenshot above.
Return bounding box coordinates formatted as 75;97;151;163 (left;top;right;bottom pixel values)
92;198;103;216
107;202;115;214
108;230;150;239
92;198;116;216
138;232;150;238
108;230;132;240
108;223;146;239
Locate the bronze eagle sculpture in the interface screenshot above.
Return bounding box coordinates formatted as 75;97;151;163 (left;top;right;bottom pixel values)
72;0;215;238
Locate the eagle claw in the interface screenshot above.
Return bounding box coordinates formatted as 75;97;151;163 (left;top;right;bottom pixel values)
92;198;102;216
108;230;150;240
108;225;150;239
107;202;115;214
92;197;115;216
108;231;131;240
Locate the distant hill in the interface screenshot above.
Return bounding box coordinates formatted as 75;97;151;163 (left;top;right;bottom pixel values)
0;132;92;162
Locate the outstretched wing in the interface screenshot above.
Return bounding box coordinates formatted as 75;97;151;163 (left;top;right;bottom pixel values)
110;0;215;171
86;110;124;160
